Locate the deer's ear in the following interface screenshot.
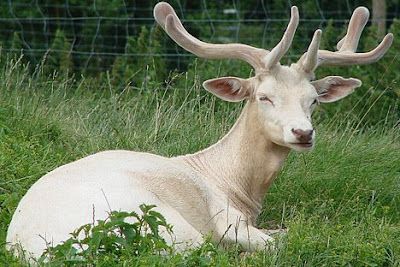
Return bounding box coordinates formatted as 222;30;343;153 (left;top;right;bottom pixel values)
311;76;362;103
203;77;251;102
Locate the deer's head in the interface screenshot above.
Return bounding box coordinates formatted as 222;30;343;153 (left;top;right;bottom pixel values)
154;3;393;152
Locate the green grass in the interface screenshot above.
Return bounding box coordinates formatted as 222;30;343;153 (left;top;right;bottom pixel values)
0;57;399;266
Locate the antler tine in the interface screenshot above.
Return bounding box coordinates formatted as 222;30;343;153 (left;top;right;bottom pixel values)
337;7;369;52
298;29;322;73
316;6;394;67
264;6;299;69
154;2;269;72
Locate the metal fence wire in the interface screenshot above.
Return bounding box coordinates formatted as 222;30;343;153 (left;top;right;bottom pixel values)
0;0;398;74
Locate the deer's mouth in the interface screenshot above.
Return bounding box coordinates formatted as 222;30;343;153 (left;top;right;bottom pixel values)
289;142;314;150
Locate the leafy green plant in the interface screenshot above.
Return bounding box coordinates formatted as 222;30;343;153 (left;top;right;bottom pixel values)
38;204;173;264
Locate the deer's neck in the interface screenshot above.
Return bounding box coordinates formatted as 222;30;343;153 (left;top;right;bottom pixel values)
179;102;290;223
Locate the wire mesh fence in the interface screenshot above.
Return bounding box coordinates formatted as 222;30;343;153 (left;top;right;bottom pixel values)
0;0;398;75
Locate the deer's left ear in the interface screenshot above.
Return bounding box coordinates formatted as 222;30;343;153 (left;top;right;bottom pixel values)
311;76;362;103
203;77;252;102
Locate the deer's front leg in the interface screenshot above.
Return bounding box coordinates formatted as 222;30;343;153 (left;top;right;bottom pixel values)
214;216;274;251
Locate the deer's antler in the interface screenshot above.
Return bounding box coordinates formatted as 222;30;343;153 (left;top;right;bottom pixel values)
154;2;299;73
299;6;394;73
264;6;299;69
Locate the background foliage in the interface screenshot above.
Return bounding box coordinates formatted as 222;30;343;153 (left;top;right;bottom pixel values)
0;0;398;124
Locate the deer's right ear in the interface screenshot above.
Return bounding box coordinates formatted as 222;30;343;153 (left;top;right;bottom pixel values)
203;77;251;102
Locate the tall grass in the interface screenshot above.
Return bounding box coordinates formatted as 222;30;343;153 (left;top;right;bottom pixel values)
0;56;399;266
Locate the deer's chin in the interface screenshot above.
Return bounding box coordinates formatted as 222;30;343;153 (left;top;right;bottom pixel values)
288;142;314;152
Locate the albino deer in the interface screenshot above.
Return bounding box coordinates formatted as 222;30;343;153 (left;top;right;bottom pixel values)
7;2;393;258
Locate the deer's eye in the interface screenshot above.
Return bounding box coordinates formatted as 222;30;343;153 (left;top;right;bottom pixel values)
259;95;274;105
311;99;319;106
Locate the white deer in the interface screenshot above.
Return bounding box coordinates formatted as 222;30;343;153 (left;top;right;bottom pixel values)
7;2;393;258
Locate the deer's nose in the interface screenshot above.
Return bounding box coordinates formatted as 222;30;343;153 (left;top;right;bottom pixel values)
291;128;314;143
